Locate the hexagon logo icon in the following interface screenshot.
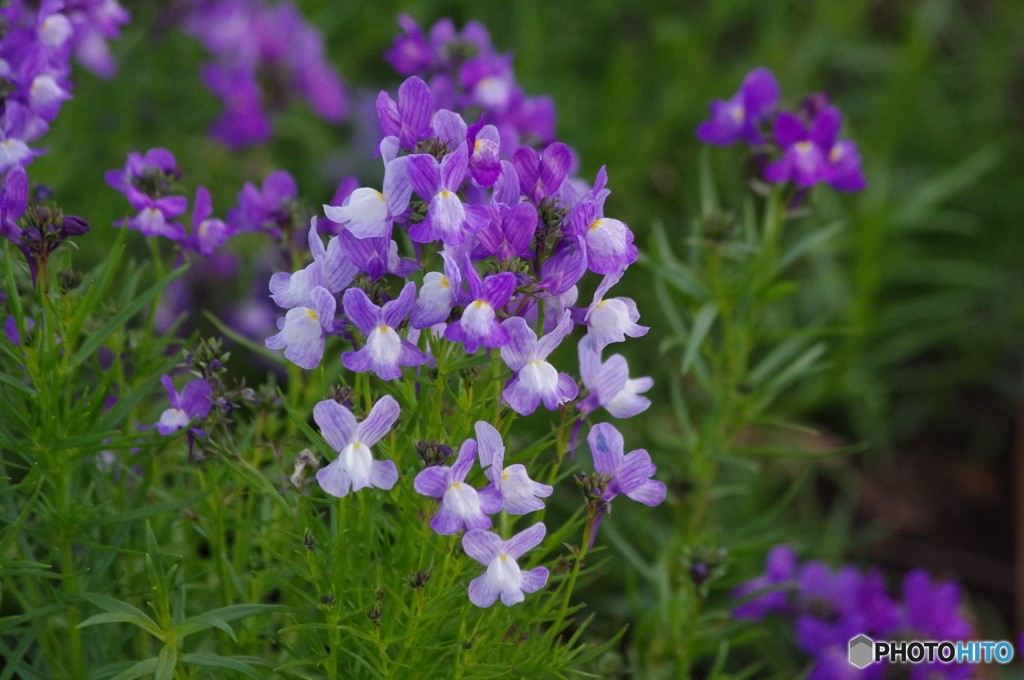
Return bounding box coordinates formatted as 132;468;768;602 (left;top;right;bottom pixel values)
849;635;874;668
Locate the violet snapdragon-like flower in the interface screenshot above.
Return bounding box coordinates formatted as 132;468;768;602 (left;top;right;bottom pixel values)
342;282;426;380
186;186;228;257
579;270;648;352
322;144;412;239
696;67;779;147
444;262;516;353
765;106;866;192
407;141;489;246
314;396;399;498
377;75;434;151
732;545;797;620
410;250;461;329
337;229;418;282
475;421;552;515
123;186;188;240
414;436;502;535
587;422;666;507
577;337;653;419
0;166;29;243
512;142;571;204
567;167;637;275
463;523;549;608
269;222;357;308
499;311;578;416
144;375;212;436
265;285;335;369
474;201;538;261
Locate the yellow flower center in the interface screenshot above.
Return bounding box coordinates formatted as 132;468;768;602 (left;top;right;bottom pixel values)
376;190;385;201
441;276;449;289
474;300;488;309
439;190;453;198
307;309;319;320
378;326;390;333
589;219;603;231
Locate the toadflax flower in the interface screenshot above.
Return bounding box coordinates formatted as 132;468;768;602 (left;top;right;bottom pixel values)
475;421;553;514
577;336;653;419
463;523;549;607
144;375;212;436
313;396;400;498
414;436;502;535
342;281;426;380
410;250;461;329
499;311;578;416
588;422;666;507
407;141;489;246
696;67;780;147
265;285;335;369
444;261;516;353
579;270;648;352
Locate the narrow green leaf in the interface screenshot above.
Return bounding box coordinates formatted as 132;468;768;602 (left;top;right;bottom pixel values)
108;658;158;680
682;303;717;374
80;593;160;631
181;653;264;680
155;645;177;680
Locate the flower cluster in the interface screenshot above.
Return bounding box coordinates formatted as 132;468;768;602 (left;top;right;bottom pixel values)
733;546;971;680
697;68;866;192
0;0;128;221
385;15;556;156
181;0;346;149
262;69;666;608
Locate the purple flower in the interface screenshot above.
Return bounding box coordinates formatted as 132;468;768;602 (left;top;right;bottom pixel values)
900;570;970;641
144;375;212;436
104;147;181;196
187;186;229;256
342;282;426;380
313;396;399;498
3;315;33;346
226;170;297;237
463;523;549;607
696;67;780;147
123;186;188;240
764;107;839;188
201;65;272;149
473;202;537;261
377;76;434;150
731;545;797;620
384;14;434;77
410;251;461;329
1;166;28;243
337;229;418;282
270;222;357;308
512;142;571;204
265;285;335;369
322;151;412;239
499;311;578;416
407;142;489;246
577;337;653;419
588;422;665;506
823;139;866;192
567;168;637;275
475;421;552;514
444;263;516;353
467;121;502;187
580;270;648;352
414;437;502;535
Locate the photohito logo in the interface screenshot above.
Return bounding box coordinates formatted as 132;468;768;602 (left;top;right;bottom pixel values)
848;635;1015;668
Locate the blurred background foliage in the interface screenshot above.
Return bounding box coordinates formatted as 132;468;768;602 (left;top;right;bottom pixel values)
28;0;1024;674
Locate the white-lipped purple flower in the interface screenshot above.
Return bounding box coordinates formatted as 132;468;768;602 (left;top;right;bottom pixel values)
124;185;188;240
1;165;28;243
410;251;461;329
187;186;229;257
377;75;434;150
407;142;489;246
580;270;648;352
588;423;666;507
143;375;212;436
322;148;412;239
265;286;335;370
269;220;357;308
475;421;553;514
414;437;502;535
444;261;516;353
499;311;578;416
577;337;653;419
567;167;637;275
226;170;297;237
313;396;400;498
463;523;549;608
342;282;426;380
